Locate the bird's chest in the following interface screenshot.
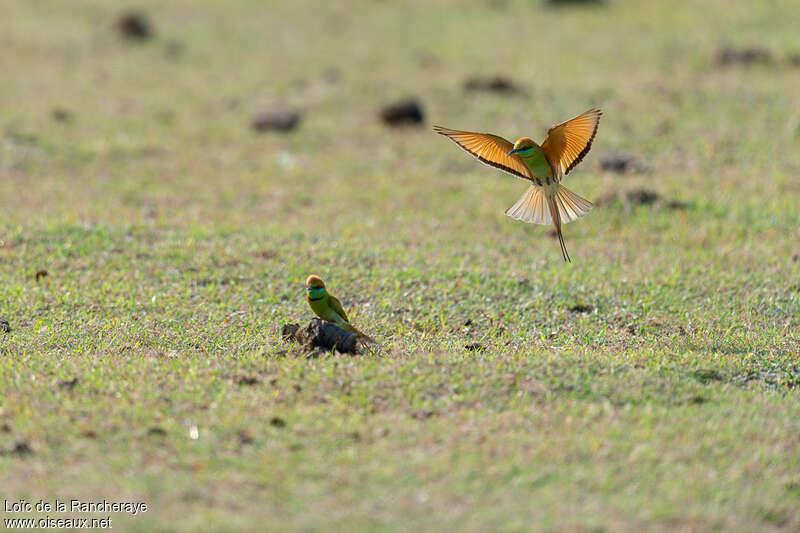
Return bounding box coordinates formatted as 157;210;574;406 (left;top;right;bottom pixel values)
521;149;554;185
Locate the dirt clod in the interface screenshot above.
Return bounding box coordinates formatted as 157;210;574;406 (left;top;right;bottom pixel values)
237;431;254;445
116;12;153;41
8;441;33;457
664;199;691;210
463;75;519;94
251;107;301;133
379;98;424;127
234;375;259;386
600;152;644;173
714;46;772;66
626;189;660;206
284;318;359;354
58;378;79;390
282;323;300;341
51;108;73;123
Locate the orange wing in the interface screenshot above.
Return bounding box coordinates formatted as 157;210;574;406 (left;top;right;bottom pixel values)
433;126;533;181
540;108;601;179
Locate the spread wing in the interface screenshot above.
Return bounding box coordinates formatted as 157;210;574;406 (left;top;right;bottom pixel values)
329;295;349;323
540;108;601;178
433;126;533;181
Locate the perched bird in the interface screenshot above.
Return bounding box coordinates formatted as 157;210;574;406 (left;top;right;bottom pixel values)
305;275;375;342
434;108;601;262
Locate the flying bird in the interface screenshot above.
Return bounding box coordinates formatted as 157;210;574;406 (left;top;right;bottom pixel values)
434;108;601;262
305;275;375;342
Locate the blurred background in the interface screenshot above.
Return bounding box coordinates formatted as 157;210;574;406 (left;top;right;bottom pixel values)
3;0;798;240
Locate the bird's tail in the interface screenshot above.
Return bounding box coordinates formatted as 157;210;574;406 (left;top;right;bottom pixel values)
505;184;593;262
341;322;376;344
547;194;570;263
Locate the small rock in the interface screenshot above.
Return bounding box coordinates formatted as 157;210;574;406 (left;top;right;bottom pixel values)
600;152;644;173
626;189;660;206
463;75;519;94
379;98;424;127
250;107;301;133
51;108;73;123
0;320;10;333
714;46;772;66
116;12;153;41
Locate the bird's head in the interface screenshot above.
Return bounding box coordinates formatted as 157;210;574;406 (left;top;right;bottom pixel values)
306;275;327;299
508;137;538;156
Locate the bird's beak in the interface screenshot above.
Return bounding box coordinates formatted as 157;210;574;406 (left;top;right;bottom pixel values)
508;148;520;156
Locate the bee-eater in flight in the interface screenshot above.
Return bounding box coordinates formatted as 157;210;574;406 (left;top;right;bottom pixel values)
434;108;601;262
305;275;375;342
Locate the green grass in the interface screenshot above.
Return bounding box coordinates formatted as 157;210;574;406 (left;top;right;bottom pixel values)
2;0;800;531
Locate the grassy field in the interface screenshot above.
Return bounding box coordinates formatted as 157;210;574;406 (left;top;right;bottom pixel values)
2;0;800;530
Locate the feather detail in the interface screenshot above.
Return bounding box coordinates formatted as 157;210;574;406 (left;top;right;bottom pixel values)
540;108;601;179
433;126;533;181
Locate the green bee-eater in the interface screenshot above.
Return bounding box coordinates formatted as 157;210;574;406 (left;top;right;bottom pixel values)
434;108;601;262
305;275;375;342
